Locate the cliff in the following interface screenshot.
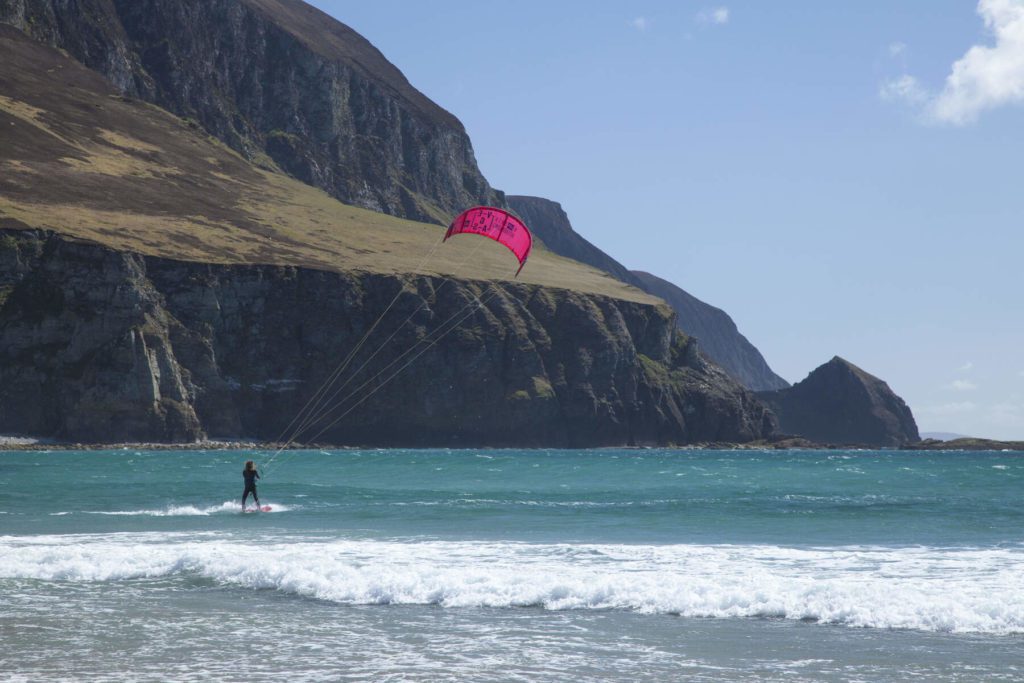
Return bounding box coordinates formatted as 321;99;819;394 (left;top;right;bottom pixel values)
0;230;776;446
0;13;778;446
0;0;500;222
507;195;788;392
757;357;919;447
0;23;650;299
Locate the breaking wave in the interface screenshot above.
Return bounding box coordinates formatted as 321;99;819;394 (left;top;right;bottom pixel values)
48;501;292;517
2;534;1022;635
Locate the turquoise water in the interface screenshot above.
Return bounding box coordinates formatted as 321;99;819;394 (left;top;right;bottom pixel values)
2;448;1023;681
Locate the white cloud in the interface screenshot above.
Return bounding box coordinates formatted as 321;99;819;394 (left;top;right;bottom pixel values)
989;401;1024;427
916;401;978;417
629;16;649;31
880;1;1024;124
697;6;729;26
958;361;975;372
949;379;979;391
930;0;1024;124
917;399;1024;438
879;74;929;105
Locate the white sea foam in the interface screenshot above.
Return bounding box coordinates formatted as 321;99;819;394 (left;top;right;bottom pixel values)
0;434;45;446
2;534;1023;635
56;501;292;516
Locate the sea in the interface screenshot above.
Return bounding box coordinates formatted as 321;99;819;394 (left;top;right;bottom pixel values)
1;447;1022;682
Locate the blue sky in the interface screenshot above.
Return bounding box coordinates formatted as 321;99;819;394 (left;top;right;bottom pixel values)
309;1;1024;439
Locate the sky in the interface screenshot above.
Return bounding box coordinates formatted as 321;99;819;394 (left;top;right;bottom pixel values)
308;0;1024;440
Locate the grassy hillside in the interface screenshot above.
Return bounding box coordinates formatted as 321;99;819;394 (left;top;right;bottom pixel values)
0;25;655;305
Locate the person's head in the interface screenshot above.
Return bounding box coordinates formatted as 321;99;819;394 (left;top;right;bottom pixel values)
245;460;255;471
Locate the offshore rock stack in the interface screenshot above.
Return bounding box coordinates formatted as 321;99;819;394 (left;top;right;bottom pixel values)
757;357;919;447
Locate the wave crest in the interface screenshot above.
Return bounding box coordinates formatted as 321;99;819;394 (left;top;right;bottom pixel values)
47;501;292;517
2;536;1022;634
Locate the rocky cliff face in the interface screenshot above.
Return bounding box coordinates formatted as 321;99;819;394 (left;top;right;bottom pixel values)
0;0;152;96
757;357;919;446
0;230;776;446
507;195;789;392
0;0;501;222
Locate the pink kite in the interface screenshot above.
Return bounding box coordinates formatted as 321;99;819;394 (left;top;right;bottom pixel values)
445;207;533;276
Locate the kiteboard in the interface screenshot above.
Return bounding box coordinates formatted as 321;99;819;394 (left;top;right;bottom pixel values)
243;506;272;513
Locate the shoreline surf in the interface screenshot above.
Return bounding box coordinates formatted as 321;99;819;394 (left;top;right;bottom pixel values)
3;447;1022;681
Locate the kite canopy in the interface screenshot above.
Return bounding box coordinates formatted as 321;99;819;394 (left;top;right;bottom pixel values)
445;207;533;275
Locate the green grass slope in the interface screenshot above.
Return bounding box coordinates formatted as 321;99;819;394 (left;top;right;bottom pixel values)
0;25;655;305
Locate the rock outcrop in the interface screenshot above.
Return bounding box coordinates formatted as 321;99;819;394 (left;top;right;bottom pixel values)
757;357;919;446
507;195;788;392
0;230;777;446
0;0;153;96
0;0;501;222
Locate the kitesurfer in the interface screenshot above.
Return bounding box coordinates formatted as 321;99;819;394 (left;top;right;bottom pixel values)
242;460;261;511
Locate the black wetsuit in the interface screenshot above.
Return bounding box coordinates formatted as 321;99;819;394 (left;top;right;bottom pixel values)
242;468;260;508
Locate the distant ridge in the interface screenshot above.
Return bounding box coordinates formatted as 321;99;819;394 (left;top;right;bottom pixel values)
920;432;971;441
507;196;640;285
507;195;789;392
629;271;789;392
903;438;1024;451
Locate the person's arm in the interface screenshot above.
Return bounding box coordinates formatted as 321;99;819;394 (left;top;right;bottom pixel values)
256;470;261;480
